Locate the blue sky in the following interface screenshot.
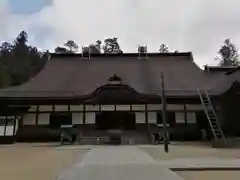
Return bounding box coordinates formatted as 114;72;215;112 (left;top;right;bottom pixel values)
9;0;52;14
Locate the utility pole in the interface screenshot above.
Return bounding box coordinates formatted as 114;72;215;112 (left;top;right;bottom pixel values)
161;71;169;153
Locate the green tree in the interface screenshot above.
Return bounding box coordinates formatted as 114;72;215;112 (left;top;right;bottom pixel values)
15;31;28;44
103;37;123;54
138;45;147;53
54;46;69;54
64;40;79;53
0;42;13;52
0;31;48;87
0;60;11;88
216;39;239;66
159;44;169;53
88;40;102;54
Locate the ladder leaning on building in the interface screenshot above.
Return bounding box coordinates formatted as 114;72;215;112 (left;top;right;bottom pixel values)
197;89;228;147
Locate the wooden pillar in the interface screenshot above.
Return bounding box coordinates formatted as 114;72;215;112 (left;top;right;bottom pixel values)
68;104;70;112
35;106;39;125
145;104;149;129
68;104;71;123
19;115;23;129
184;104;187;125
13;116;17;136
83;104;86;126
4;116;7;137
52;104;55;113
67;104;71;124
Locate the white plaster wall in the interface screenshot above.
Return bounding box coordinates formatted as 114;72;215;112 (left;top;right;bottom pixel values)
38;113;50;125
101;105;114;111
0;116;18;136
72;113;83;124
0;126;4;136
175;112;185;123
23;114;36;125
167;104;184;111
86;112;95;124
135;112;146;123
186;104;216;111
28;106;38;112
55;105;68;111
70;105;83;111
148;112;157;124
30;104;211;113
186;104;203;111
116;105;130;111
0;126;14;136
39;105;52;112
147;104;161;111
132;105;145;111
5;126;14;136
187;112;197;123
129;104;186;111
86;105;99;111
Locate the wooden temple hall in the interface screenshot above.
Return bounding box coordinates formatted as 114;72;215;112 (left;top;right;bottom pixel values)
0;52;240;145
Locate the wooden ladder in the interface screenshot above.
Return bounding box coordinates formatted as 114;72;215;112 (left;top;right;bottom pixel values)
197;89;227;143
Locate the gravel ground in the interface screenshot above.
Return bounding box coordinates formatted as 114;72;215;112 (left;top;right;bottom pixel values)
1;143;240;180
0;144;88;180
140;145;240;160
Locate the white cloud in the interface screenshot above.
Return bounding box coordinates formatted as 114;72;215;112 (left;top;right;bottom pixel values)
1;0;240;67
0;1;26;41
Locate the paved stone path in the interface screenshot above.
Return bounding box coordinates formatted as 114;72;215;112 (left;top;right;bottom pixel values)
57;146;183;180
81;146;155;165
57;146;240;180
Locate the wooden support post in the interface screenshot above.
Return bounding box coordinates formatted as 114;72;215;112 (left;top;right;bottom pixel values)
35;106;39;125
68;104;70;113
83;104;86;126
161;71;169;153
52;104;55;113
18;115;23;129
144;104;149;132
4;116;7;137
184;104;187;125
68;104;71;125
13;116;17;136
145;104;148;124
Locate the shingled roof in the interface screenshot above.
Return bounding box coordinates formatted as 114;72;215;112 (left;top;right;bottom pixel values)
0;52;238;99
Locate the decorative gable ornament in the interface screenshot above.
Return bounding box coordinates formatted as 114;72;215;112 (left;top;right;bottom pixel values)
108;74;122;84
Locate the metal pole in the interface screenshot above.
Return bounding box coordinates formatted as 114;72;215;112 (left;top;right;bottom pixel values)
161;71;169;153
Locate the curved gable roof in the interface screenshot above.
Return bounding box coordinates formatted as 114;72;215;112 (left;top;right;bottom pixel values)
0;52;237;98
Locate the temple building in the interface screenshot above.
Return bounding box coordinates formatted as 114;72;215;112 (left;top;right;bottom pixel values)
0;52;239;145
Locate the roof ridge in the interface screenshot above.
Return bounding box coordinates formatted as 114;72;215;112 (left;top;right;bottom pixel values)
50;52;193;58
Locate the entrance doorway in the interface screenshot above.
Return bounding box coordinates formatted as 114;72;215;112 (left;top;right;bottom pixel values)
95;111;135;130
222;93;240;136
50;113;72;129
